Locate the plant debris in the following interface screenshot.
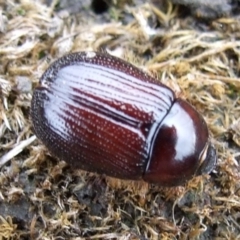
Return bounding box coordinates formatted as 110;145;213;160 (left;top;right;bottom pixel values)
0;0;240;239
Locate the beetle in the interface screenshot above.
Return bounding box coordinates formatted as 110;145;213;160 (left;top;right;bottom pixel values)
31;51;216;186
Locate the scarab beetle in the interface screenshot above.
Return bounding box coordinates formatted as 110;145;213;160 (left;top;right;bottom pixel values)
31;51;216;186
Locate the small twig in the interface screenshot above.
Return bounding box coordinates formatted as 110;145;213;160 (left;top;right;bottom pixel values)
0;135;37;167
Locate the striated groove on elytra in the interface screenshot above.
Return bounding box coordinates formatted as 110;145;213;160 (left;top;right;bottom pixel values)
45;98;148;160
60;63;174;108
41;90;149;175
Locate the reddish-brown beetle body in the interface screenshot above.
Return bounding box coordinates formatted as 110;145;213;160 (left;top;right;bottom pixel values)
31;51;216;186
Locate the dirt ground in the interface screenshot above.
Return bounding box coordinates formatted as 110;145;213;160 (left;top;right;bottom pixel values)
0;0;240;239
